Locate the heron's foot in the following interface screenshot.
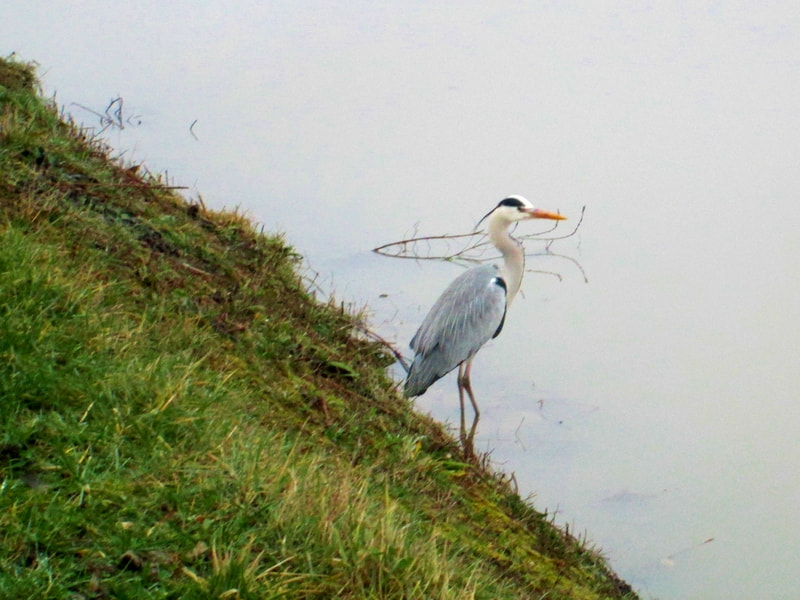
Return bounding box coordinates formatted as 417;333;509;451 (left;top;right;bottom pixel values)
462;440;476;461
459;429;478;462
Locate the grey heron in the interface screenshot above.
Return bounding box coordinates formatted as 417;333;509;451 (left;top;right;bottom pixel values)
403;196;566;458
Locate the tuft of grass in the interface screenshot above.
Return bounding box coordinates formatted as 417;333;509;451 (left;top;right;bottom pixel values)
0;56;638;599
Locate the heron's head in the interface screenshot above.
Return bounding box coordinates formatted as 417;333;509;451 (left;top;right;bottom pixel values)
476;195;566;230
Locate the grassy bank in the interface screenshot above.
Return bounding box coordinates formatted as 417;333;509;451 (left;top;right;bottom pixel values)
0;57;637;599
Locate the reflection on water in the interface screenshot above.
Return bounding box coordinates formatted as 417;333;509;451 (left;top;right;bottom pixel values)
5;2;800;598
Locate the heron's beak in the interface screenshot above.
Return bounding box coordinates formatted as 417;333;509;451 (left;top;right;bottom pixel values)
525;208;567;220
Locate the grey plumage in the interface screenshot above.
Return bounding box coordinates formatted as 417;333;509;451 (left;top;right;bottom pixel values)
404;264;507;397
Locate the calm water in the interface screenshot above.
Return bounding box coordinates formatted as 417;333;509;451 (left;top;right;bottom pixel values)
6;3;800;598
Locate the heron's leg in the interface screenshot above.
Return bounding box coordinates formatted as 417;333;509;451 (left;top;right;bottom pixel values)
457;362;468;450
460;358;480;457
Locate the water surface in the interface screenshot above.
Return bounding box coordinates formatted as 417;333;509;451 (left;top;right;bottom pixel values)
5;3;800;598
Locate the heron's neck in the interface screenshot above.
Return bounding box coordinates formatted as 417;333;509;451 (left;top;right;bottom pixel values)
489;218;525;305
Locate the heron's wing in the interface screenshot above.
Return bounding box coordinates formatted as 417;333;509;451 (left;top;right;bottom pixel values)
405;264;507;397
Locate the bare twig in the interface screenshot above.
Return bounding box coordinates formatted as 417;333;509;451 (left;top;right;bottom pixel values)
540;205;586;247
358;326;411;373
70;96;142;134
373;231;483;261
372;205;587;279
106;97;123;128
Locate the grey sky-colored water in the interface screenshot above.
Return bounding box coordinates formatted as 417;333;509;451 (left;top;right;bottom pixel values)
5;2;800;598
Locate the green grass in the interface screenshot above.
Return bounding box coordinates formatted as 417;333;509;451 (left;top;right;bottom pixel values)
0;56;637;599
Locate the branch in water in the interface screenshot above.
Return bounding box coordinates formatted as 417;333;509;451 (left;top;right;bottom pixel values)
372;205;587;281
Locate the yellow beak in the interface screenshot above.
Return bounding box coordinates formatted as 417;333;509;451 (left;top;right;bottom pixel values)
525;208;567;220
